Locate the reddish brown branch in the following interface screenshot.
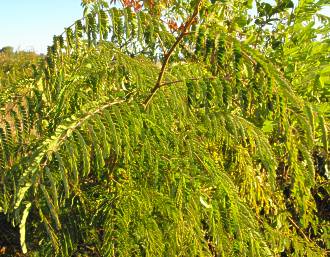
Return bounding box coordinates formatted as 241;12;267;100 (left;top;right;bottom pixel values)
288;217;311;243
142;0;204;108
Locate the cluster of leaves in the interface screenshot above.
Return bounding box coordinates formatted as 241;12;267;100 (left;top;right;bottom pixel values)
0;0;329;256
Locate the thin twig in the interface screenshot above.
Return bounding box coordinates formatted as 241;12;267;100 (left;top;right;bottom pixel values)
288;216;311;243
142;0;204;108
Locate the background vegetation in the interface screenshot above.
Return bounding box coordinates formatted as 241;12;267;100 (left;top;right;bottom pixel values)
0;0;329;256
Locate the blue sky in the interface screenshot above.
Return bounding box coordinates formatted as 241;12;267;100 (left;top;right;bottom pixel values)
0;1;328;54
0;0;83;53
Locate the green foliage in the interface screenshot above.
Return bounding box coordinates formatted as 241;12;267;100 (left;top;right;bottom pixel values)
0;0;329;256
0;46;14;54
0;49;41;89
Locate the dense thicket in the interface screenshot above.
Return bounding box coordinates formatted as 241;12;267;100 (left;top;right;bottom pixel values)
0;48;41;91
0;0;329;256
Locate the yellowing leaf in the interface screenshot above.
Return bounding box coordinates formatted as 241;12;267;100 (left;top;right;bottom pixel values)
20;202;31;254
200;196;211;208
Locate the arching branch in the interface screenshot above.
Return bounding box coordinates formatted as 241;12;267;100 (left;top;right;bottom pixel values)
142;0;204;108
